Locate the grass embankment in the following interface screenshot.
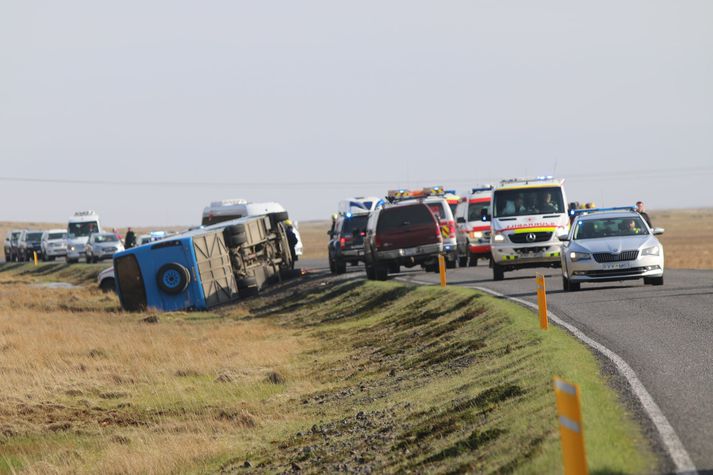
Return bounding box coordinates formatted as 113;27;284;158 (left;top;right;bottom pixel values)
0;263;655;473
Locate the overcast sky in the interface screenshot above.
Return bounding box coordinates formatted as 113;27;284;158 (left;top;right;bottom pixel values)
1;1;712;227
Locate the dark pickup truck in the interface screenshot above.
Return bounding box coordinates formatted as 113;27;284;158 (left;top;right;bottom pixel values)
363;203;443;280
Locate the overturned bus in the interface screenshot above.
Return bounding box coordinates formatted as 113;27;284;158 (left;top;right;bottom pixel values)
113;212;295;312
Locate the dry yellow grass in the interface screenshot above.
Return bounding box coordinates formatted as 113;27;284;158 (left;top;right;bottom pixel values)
0;280;315;474
650;208;713;270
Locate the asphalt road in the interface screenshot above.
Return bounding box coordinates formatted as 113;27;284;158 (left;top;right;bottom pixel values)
300;258;713;472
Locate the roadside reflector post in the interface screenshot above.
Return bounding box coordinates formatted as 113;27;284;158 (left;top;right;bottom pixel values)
438;254;446;287
536;273;548;329
553;377;588;475
33;251;38;266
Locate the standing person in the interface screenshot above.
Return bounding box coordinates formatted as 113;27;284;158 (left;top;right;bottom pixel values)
636;201;652;228
124;227;136;249
284;220;298;262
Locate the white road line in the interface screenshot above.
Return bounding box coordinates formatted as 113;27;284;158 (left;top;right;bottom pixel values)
401;276;697;474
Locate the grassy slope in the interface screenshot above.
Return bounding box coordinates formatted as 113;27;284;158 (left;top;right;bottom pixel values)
0;264;655;473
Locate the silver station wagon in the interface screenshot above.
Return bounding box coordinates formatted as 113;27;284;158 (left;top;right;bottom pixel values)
558;207;665;291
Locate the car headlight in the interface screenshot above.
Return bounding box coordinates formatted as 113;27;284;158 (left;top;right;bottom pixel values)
641;246;660;256
569;251;591;262
68;245;75;251
494;234;505;242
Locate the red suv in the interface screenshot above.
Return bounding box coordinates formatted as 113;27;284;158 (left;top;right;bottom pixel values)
363;203;443;280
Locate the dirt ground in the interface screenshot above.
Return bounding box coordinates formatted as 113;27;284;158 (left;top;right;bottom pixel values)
3;208;713;269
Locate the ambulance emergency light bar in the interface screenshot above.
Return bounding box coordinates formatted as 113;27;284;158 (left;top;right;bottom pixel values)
571;206;636;217
500;176;562;185
386;186;447;202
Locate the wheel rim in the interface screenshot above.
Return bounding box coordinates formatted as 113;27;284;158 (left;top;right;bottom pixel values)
162;269;182;289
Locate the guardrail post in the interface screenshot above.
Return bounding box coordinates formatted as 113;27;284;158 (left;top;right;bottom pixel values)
536;273;548;330
553;377;588;475
33;251;38;266
438;254;446;287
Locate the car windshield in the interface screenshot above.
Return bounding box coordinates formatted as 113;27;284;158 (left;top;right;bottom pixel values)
494;187;564;218
341;215;369;236
378;205;434;232
69;221;99;237
94;234;119;243
574;217;649;239
468;201;491;222
26;232;43;242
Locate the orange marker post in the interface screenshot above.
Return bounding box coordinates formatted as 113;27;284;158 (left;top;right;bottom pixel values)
553;377;588;475
438;254;446;287
536;273;548;330
33;251;38;266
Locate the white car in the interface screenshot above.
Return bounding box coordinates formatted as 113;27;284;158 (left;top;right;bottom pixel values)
97;267;116;292
85;233;124;263
40;229;68;261
559;208;664;291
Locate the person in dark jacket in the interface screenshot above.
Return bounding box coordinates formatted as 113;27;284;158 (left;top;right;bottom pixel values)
124;227;136;249
636;201;652;228
284;220;298;262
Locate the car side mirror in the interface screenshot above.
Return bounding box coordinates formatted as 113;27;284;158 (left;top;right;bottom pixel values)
652;227;664;235
456;217;466;224
557;233;570;242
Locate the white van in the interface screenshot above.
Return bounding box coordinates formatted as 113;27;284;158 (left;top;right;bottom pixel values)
488;177;569;280
201;200;303;256
66;211;102;263
337;197;380;215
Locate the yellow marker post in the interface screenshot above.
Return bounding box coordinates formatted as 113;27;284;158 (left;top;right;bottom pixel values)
33;251;38;266
536;273;548;330
438;254;446;287
553;377;588;475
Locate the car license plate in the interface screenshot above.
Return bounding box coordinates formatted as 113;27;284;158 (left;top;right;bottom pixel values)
603;262;630;270
403;247;419;256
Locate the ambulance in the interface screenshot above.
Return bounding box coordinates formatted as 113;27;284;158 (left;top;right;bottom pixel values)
487;177;569;280
454;185;493;267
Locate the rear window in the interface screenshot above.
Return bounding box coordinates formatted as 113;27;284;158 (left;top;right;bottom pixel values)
341;215;369;235
426;203;447;220
378;205;435;232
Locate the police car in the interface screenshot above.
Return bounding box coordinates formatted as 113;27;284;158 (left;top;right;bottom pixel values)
559;207;665;291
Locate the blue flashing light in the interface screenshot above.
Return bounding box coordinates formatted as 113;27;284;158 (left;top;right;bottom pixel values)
345;212;352;218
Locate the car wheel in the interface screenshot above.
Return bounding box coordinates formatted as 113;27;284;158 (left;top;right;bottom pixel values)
365;264;375;280
85;255;91;264
49;256;55;261
100;278;116;293
269;211;290;223
41;252;47;262
563;275;580;291
156;263;191;294
374;263;388;281
335;259;347;274
468;254;478;267
458;255;468;267
446;258;456;270
329;257;336;274
92;255;98;264
493;265;504;281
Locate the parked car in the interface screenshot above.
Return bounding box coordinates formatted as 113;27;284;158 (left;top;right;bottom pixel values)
363;202;442;280
328;212;369;274
97;267;116;292
85;233;125;263
4;229;23;262
454;186;493;267
18;230;44;261
40;229;68;261
559;207;665;291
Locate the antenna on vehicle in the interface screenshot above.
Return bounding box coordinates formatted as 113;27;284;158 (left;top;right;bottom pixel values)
552;159;558;178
